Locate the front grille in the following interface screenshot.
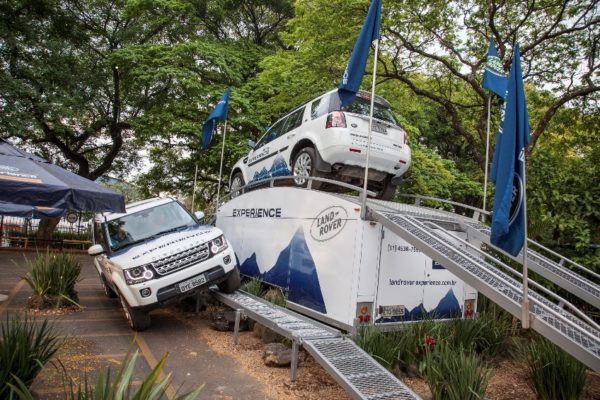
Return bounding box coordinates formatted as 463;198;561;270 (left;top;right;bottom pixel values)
151;243;210;276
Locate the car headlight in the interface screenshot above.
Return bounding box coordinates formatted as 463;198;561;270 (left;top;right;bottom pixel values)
124;265;155;285
210;235;228;255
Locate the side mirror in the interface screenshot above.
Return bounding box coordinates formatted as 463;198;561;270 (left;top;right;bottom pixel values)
88;244;105;256
247;139;256;149
194;211;205;221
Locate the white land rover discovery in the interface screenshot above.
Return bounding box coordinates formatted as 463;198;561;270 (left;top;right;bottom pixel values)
88;197;240;331
229;89;411;200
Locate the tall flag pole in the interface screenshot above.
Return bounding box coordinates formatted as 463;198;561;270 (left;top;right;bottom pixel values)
482;39;508;213
201;88;231;213
490;43;531;328
338;0;382;219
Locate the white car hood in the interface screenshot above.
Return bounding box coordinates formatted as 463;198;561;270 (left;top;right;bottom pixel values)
109;225;220;267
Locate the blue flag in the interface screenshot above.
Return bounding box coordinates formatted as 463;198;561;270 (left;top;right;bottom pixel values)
482;39;508;98
338;0;381;108
202;88;230;149
490;43;530;256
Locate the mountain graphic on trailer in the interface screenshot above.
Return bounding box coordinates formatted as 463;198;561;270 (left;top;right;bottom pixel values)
239;227;326;314
251;155;290;183
375;288;461;323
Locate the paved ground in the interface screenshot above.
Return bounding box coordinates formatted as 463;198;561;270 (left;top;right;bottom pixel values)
0;250;268;399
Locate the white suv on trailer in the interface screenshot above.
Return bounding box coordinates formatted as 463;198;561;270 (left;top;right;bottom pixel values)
229;89;411;200
88;197;240;331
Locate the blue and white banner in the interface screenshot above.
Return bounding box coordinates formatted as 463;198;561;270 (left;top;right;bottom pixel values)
490;43;530;256
338;0;381;108
202;88;230;149
483;39;508;99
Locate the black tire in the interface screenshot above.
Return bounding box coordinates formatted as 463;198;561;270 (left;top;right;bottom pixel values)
118;293;151;331
374;176;396;201
291;147;322;190
217;266;241;294
100;274;117;298
230;172;245;198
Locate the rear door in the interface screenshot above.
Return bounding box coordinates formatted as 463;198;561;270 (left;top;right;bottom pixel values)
246;107;306;182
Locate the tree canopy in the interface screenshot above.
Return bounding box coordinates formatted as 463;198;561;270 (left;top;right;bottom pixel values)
0;0;598;262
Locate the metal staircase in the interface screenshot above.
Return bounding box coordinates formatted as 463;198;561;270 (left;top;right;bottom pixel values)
212;290;421;400
368;208;600;371
463;221;600;309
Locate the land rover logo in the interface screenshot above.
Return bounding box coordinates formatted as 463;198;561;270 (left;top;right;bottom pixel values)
509;172;524;225
0;165;18;172
310;206;348;241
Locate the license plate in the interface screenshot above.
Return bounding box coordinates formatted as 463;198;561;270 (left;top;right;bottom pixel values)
379;305;405;317
372;123;387;134
177;274;207;293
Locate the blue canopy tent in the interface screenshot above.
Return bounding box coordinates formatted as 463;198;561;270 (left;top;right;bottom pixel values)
0;201;65;218
0;139;125;213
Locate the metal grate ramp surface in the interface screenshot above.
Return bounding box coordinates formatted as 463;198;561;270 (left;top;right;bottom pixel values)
212;290;421;399
304;338;420;400
372;210;600;371
463;221;600;309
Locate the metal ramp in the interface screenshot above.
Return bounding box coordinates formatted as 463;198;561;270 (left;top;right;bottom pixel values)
368;208;600;371
462;221;600;309
212;290;421;400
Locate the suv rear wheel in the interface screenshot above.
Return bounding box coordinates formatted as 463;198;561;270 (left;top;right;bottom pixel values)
119;293;151;331
373;176;396;201
292;147;322;190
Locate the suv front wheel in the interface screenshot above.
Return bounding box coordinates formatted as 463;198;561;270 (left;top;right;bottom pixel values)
119;293;151;331
292;147;322;190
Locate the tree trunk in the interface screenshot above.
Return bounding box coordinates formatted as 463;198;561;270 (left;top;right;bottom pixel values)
36;217;60;247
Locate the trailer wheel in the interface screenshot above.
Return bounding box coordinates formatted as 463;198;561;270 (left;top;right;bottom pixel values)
119;293;151;331
292;147;322;189
100;274;117;298
218;266;241;294
230;172;245;198
375;176;396;201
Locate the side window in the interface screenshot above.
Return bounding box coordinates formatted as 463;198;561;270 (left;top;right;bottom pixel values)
283;108;305;132
264;118;288;142
311;96;330;119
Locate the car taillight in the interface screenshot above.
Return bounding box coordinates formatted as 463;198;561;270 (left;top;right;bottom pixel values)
326;111;346;128
403;129;409;145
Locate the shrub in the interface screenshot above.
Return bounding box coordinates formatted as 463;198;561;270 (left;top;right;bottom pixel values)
241;277;265;298
263;287;286;306
24;251;82;308
420;344;492;400
395;319;444;372
523;337;587;400
8;349;203;400
0;314;61;398
445;309;512;359
354;326;402;370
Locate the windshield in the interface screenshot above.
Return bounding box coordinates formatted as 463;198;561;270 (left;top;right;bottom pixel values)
104;201;196;251
345;97;399;126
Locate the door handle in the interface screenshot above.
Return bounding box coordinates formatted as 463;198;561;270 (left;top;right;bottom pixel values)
287;134;295;139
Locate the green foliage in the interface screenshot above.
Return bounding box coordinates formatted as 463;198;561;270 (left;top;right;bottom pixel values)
263;287;286;307
354;326;401;370
240;278;266;298
516;337;587;400
23;252;82;307
444;310;512;359
8;349;203;400
420;344;492;400
0;314;62;398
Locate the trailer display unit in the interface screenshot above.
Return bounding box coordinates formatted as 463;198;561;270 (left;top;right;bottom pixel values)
217;187;477;331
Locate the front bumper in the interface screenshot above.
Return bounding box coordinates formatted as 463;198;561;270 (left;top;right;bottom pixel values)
122;246;236;309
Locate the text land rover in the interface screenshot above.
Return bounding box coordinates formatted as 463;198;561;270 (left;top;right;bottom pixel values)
229;89;411;200
88;197;240;331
